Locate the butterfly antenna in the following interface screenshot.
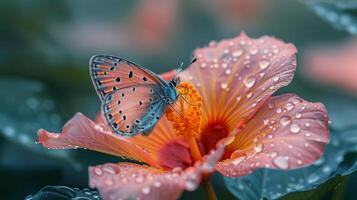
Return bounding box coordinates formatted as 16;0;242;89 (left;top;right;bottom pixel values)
175;57;197;75
168;103;185;119
179;94;197;106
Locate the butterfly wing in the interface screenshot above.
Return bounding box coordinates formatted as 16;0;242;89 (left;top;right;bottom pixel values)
90;55;172;136
90;55;168;101
103;85;168;136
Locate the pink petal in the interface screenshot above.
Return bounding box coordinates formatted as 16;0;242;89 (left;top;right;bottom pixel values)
89;145;225;200
216;94;330;177
181;33;297;132
305;38;357;94
37;112;158;167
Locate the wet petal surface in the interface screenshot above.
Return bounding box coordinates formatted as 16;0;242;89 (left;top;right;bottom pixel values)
217;94;330;177
181;33;297;140
89;145;224;200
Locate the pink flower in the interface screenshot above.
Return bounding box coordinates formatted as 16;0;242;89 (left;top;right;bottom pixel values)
37;33;330;200
305;38;357;94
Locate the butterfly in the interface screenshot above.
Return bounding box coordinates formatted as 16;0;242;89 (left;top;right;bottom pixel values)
90;55;181;137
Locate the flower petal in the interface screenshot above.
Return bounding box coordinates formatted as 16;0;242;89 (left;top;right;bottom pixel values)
181;33;297;132
89;145;225;200
216;94;330;177
37;112;157;166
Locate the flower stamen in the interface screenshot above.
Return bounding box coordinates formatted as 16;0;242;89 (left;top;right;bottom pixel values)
166;82;203;160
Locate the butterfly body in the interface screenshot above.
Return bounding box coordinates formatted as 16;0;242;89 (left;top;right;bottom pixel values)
90;55;179;137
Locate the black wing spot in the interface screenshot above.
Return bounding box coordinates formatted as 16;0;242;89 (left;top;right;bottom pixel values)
123;115;127;120
115;77;121;83
143;77;148;81
151;113;155;117
149;98;153;102
149;89;153;93
113;123;118;128
119;110;122;114
110;66;115;71
132;87;136;91
121;93;125;97
108;114;113;119
139;101;143;106
114;62;117;66
135;119;141;124
126;125;130;129
104;71;108;75
112;86;117;91
150;106;154;110
117;100;121;105
97;80;102;86
129;71;133;78
156;116;160;120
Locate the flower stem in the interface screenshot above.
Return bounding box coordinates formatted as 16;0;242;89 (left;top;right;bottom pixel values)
202;180;218;200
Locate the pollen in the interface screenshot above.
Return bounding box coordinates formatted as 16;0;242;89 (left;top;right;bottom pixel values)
165;82;202;137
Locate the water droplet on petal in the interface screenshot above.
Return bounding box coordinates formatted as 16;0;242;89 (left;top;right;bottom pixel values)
225;69;231;75
285;103;294;111
270;152;278;158
295;113;302;119
250;48;258;55
280;116;291;126
259;60;270;69
268;102;275;109
142;186;151;195
94;167;103;176
232;50;243;58
246;92;253;99
154;181;161;188
254;143;263;153
244;77;256;88
221;82;228;89
273;77;280;82
232;156;246;165
290;123;301;133
273;156;289;169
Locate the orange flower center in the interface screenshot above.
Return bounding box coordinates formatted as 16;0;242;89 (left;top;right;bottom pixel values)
166;82;203;161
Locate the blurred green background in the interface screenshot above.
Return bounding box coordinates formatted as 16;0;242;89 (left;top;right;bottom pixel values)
1;0;357;199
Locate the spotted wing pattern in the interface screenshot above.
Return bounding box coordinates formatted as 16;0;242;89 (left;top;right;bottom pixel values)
90;55;170;136
103;85;168;136
90;55;166;101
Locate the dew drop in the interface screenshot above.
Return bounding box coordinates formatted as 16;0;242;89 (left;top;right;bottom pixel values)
295;113;302;119
285;103;294;111
280;116;291;126
254;143;263;153
154;181;161;188
270;152;278;158
268;102;275;109
246;92;253;99
225;69;232;75
185;179;197;191
232;50;243;58
273;76;280;82
273;156;289;169
259;60;270;69
244;77;256;88
250;48;258;55
232;156;246;165
142;186;151;195
221;82;228;89
290;123;301;133
94;167;103;176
